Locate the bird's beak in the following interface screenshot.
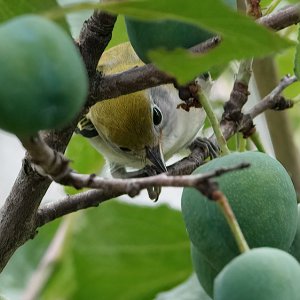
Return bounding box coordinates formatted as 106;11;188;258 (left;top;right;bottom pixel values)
146;144;167;173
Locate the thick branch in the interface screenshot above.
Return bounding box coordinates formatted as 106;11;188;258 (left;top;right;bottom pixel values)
79;10;117;80
20;135;71;181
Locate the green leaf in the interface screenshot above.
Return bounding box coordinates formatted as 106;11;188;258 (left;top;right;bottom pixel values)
64;134;105;195
107;15;129;49
101;0;293;83
65;134;104;175
0;220;61;300
0;0;69;30
40;201;192;300
294;26;300;80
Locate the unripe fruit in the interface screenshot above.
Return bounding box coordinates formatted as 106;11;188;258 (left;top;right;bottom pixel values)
125;0;236;63
181;151;297;271
191;243;217;298
0;15;88;136
289;204;300;262
214;248;300;300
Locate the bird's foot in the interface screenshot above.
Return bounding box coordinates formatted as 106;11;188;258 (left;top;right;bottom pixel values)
189;137;219;160
144;165;163;202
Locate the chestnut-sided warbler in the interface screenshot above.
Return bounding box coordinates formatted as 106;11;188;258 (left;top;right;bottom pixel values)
77;42;207;199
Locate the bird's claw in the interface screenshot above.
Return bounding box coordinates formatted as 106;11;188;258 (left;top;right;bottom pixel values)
147;186;161;202
144;165;163;202
190;137;219;160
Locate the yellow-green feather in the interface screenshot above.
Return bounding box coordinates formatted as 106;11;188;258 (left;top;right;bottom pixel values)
89;92;153;150
88;42;154;151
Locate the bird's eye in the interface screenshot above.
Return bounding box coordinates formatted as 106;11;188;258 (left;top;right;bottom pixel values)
119;146;131;152
153;105;162;126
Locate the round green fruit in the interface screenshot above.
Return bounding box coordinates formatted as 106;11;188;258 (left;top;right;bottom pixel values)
181;151;297;271
125;0;236;63
289;204;300;262
0;15;88;136
191;243;217;298
214;247;300;300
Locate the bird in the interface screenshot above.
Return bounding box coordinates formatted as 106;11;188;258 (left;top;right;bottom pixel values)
77;42;207;200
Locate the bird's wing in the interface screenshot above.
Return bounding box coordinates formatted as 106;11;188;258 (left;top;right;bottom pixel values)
76;115;98;138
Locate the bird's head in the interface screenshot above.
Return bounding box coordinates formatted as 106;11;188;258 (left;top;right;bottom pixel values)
88;90;167;172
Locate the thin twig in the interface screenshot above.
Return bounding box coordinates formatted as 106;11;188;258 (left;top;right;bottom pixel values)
62;163;249;192
258;4;300;31
36;163;250;226
247;75;297;119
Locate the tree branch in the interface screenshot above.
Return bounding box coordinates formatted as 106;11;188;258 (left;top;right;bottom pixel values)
258;4;300;30
36;163;249;226
246;75;297;119
31;69;298;225
79;10;117;80
91;36;221;104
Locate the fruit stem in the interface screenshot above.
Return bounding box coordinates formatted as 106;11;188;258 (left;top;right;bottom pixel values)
238;133;247;152
197;90;230;156
214;191;250;253
250;132;267;153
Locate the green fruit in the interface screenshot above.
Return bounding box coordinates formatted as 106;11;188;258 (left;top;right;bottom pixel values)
125;0;236;63
214;247;300;300
289;204;300;262
191;243;218;298
0;15;88;136
181;151;297;271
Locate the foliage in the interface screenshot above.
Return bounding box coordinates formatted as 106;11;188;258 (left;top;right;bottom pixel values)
101;0;293;83
40;201;192;300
